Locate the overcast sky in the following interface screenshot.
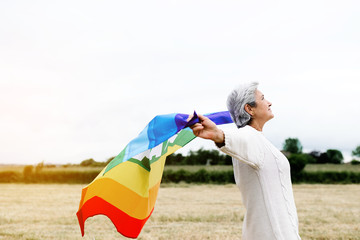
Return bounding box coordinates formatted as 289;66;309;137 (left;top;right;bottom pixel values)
1;0;359;165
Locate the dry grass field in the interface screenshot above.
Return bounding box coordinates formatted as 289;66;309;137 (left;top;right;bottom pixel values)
0;183;359;240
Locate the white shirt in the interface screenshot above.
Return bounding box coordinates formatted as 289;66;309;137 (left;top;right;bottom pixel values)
219;125;301;240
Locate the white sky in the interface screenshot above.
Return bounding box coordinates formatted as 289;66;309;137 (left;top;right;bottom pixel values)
0;0;359;165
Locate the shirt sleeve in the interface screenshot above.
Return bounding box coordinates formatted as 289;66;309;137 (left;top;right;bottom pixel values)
217;128;265;169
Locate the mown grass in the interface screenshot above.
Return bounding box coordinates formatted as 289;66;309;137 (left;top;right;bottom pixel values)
304;163;360;172
164;165;233;172
0;184;359;239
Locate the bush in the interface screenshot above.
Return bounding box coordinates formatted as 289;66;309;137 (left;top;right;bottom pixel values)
162;168;360;184
23;165;34;182
162;169;190;183
304;154;316;164
2;164;359;184
288;153;308;177
32;170;100;183
191;169;210;183
0;171;21;183
208;170;235;183
296;171;360;184
351;159;360;165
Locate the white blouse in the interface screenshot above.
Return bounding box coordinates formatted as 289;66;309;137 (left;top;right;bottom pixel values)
219;125;301;240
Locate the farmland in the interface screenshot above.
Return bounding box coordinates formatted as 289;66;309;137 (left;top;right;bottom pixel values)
1;163;360;174
0;183;359;239
1;164;360;184
166;164;360;172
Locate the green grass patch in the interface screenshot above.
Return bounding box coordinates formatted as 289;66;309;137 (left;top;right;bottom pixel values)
164;165;233;172
304;164;360;172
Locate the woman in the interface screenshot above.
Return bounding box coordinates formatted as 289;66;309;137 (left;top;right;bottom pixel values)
190;82;301;240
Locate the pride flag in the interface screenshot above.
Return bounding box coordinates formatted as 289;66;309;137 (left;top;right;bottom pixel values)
76;111;233;238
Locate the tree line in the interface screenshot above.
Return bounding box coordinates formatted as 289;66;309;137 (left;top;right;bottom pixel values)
78;138;360;167
2;138;359;184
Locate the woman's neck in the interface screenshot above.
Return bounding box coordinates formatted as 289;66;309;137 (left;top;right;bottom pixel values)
249;121;264;132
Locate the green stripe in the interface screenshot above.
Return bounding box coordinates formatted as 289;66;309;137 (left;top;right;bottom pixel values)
104;148;126;175
104;129;196;175
128;157;151;172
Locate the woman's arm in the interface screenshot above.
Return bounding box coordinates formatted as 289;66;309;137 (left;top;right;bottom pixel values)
189;114;264;169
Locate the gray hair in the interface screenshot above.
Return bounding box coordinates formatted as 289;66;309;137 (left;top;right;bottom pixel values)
227;82;259;128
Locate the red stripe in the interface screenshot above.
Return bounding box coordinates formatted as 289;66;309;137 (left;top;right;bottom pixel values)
77;196;154;239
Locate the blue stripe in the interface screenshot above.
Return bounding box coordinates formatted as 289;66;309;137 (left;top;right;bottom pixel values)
123;124;150;162
105;111;233;173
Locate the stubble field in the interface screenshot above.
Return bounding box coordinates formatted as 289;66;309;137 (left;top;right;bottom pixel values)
0;184;359;240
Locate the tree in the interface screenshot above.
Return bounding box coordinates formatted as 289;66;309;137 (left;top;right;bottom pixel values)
80;158;102;167
317;152;330;164
181;148;231;165
352;145;360;158
185;148;219;165
309;151;321;162
326;149;344;164
35;161;44;173
283;138;303;154
317;149;344;164
106;156;116;165
166;153;185;165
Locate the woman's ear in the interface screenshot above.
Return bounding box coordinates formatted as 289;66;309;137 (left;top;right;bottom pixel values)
244;104;253;116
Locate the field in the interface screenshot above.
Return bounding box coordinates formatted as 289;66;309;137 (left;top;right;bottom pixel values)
2;163;360;172
165;164;360;172
2;163;360;174
0;183;359;240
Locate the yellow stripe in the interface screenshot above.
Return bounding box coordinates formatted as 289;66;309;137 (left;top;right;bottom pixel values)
93;144;182;197
80;178;160;219
149;145;182;186
101;160;151;197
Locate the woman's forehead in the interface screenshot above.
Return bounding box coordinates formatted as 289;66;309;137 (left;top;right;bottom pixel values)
256;89;264;97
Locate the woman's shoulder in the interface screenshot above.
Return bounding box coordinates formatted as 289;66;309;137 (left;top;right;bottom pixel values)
225;125;264;146
235;125;262;137
223;125;266;169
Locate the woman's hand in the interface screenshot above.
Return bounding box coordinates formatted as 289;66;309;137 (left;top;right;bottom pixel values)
188;114;224;144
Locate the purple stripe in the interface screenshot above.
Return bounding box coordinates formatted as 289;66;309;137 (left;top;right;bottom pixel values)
175;111;233;133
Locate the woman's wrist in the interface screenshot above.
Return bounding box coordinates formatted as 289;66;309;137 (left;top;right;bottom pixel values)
214;129;225;147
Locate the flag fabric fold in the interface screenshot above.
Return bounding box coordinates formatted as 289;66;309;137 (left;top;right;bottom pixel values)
76;111;233;238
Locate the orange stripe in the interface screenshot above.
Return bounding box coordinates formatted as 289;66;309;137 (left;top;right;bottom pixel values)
79;178;160;219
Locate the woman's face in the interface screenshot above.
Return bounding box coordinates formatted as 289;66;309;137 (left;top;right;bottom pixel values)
252;89;274;122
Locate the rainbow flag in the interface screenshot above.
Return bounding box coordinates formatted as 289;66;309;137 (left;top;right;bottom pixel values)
76;111;233;238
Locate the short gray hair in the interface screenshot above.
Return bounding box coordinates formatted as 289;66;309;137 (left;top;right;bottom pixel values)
227;82;259;128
